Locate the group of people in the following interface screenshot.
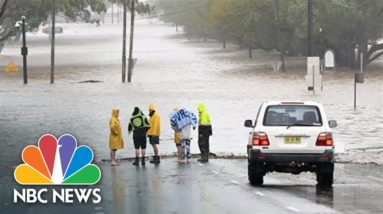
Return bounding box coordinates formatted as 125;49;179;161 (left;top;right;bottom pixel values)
108;103;213;166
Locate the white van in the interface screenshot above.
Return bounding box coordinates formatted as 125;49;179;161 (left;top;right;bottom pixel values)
244;101;337;187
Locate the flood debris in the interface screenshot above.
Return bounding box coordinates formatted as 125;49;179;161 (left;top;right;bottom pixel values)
77;80;103;83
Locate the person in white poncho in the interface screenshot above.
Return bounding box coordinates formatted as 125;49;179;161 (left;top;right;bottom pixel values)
169;108;197;163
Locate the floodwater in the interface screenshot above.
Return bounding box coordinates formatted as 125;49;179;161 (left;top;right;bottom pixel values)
0;21;382;164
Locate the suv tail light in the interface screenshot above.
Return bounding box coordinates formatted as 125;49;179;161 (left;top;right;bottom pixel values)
316;132;333;146
252;132;269;146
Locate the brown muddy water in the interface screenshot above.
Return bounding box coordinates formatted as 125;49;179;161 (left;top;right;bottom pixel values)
0;21;382;164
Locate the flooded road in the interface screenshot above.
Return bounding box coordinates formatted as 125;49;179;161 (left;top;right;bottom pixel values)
0;21;382;164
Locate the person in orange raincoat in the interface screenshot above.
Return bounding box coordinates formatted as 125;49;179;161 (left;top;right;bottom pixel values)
109;108;124;166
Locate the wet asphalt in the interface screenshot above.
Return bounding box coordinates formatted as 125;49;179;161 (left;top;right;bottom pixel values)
1;158;383;214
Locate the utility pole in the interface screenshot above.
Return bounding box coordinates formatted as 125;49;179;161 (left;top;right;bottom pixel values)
117;4;120;24
21;16;28;84
122;2;127;82
354;63;357;110
127;0;135;83
112;3;114;24
50;0;56;84
307;0;313;56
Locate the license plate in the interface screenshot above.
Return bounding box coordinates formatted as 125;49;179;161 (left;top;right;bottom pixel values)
284;136;301;144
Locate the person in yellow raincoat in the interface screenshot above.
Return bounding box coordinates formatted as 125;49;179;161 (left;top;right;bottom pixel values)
147;104;161;164
174;131;182;162
172;108;182;162
197;103;213;163
109;109;124;166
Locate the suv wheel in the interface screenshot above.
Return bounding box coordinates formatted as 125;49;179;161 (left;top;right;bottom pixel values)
316;163;334;187
248;162;264;186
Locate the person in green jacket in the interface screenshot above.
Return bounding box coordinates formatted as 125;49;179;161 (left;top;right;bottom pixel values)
128;107;150;166
197;103;213;163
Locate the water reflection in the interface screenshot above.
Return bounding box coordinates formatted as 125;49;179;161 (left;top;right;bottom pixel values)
111;166;126;214
315;185;334;208
150;165;163;212
132;166;148;214
262;184;334;209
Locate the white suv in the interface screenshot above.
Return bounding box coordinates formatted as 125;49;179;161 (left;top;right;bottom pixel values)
244;101;337;187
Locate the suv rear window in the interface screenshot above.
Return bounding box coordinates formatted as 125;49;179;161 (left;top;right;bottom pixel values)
263;105;322;126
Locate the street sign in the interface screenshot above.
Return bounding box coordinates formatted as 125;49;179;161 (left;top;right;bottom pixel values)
324;50;335;69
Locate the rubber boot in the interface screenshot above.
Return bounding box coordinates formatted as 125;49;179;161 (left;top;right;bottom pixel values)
150;156;156;164
141;157;146;166
197;153;206;162
132;157;139;166
150;156;160;164
155;156;161;164
203;154;209;163
198;153;208;163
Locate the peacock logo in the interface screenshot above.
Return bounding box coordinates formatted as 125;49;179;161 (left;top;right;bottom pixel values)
14;134;101;185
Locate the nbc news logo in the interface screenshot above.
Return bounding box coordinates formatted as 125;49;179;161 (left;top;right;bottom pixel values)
13;134;102;204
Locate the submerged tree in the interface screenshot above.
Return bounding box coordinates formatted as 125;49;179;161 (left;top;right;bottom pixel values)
154;0;383;69
0;0;106;41
0;0;152;53
316;0;383;67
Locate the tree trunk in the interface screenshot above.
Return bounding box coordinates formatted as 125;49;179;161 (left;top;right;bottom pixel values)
0;41;4;53
275;0;285;71
280;51;285;71
0;0;8;19
335;36;356;68
127;0;135;83
336;47;355;68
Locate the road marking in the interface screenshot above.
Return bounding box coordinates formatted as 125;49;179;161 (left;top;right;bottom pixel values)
94;207;103;210
286;206;300;213
254;191;265;196
212;170;219;174
230;180;240;185
367;176;383;183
